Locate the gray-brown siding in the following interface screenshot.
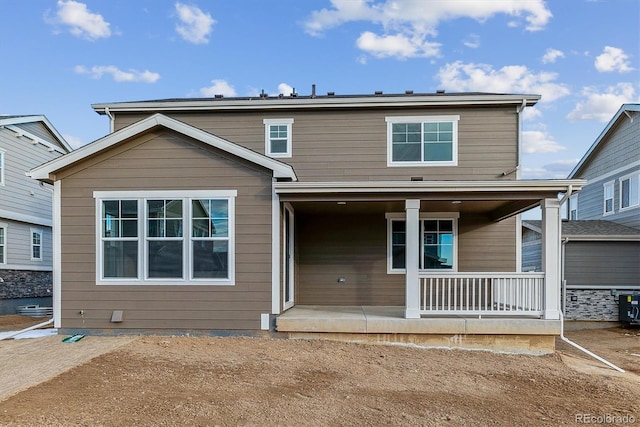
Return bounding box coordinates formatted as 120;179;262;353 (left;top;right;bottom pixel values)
296;211;516;306
57;129;275;330
113;106;519;182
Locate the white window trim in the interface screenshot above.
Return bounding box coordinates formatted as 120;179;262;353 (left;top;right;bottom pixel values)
94;190;237;286
385;212;459;274
30;228;43;261
0;223;6;264
619;172;640;211
603;180;615;216
263;118;294;158
569;193;579;220
386;115;459;167
0;149;5;186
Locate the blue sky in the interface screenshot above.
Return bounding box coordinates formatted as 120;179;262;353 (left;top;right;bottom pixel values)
1;0;638;179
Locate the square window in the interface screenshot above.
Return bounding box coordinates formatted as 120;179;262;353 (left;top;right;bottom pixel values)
264;119;293;158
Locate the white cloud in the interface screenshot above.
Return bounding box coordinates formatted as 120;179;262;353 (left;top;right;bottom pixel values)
541;48;564;64
175;3;215;44
567;83;638;122
436;61;570;102
304;0;551;60
356;31;440;58
522;130;566;154
74;65;160;83
51;0;111;40
522;159;579;179
521;107;542;120
463;34;480;49
199;79;237;97
594;46;634;73
277;83;294;95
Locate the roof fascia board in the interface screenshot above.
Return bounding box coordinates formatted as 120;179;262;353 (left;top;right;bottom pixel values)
568;103;640;178
564;235;640;241
0;115;72;152
93;94;540;114
30;113;296;181
273;180;585;194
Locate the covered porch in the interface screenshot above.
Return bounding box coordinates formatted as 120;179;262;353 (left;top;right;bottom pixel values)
272;180;585;344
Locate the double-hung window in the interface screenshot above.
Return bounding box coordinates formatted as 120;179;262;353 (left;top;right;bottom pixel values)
264;118;293;158
569;194;579;220
30;229;43;261
386;116;459;166
603;181;614;215
95;190;236;285
620;174;639;210
0;225;6;264
387;213;458;273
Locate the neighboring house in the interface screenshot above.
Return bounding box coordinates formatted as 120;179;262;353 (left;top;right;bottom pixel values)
523;220;640;321
30;91;585;353
567;103;640;229
523;104;640;321
0;115;71;309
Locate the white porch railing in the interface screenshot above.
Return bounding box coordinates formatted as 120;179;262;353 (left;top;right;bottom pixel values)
419;272;545;317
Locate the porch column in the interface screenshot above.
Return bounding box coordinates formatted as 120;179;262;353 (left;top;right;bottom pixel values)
405;199;421;319
541;198;561;320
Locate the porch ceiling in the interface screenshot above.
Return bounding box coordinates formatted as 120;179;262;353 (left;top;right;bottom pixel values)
276;180;586;221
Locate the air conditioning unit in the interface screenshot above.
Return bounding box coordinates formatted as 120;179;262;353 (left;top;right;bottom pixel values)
619;294;640;325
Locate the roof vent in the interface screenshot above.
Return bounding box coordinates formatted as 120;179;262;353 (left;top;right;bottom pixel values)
410;176;423;181
436;89;445;94
260;89;267;99
214;94;223;99
327;91;335;96
405;90;414;95
311;84;316;98
375;91;383;96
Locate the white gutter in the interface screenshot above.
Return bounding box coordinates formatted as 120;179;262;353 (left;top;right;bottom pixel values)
105;106;115;133
0;318;54;341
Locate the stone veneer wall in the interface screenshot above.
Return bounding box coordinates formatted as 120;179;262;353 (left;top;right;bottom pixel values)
564;289;640;321
0;270;53;299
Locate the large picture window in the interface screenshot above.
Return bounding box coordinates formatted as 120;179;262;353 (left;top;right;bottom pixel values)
387;213;458;273
95;190;236;285
386;116;459;166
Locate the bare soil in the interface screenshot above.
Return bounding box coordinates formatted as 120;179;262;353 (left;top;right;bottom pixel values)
1;315;639;426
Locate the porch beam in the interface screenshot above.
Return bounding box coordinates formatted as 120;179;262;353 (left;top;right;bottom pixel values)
405;199;421;319
541;198;562;320
489;200;541;222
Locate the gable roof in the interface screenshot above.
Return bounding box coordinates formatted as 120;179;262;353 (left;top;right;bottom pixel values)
0;115;72;153
568;103;640;178
29;113;297;182
523;220;640;241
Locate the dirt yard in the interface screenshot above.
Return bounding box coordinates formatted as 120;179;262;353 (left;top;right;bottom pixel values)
0;315;638;426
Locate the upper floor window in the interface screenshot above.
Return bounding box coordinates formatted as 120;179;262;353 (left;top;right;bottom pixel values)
31;228;43;261
386;213;458;273
0;225;6;264
620;174;639;210
569;194;579;220
603;181;614;215
263;118;293;158
95;190;236;285
386;116;459;166
0;150;5;185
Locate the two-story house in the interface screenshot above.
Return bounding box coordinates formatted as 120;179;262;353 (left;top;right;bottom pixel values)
29;91;585;353
0;115;71;313
523;104;640;322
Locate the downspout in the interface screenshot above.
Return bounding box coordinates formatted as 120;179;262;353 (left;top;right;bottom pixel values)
105;107;115;133
0;318;54;341
556;185;625;373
